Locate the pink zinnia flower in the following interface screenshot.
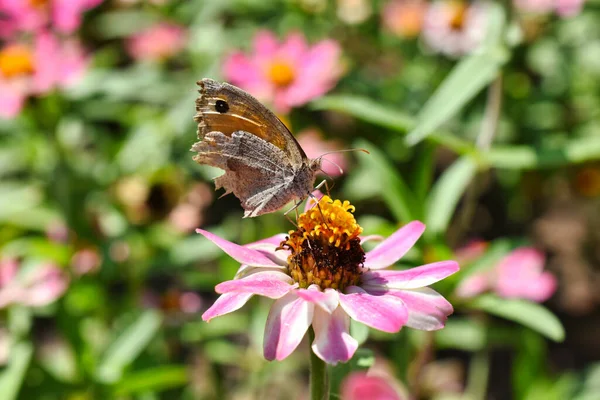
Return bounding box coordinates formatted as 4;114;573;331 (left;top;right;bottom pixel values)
382;0;428;39
0;258;68;308
0;31;88;119
0;0;103;37
223;30;344;114
422;0;488;57
456;247;557;302
126;22;187;61
513;0;586;17
296;129;348;177
200;196;458;364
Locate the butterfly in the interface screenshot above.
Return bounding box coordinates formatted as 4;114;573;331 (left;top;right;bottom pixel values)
191;78;323;218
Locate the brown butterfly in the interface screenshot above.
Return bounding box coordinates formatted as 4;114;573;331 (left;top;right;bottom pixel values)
191;78;323;218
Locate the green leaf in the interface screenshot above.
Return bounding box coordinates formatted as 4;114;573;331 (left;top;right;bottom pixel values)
96;310;163;383
0;184;42;221
435;318;486;351
467;295;565;342
0;342;33;400
312;95;415;132
426;157;477;236
113;366;188;395
311;96;475;155
351;140;419;222
405;4;509;145
406;50;508;145
486;135;600;169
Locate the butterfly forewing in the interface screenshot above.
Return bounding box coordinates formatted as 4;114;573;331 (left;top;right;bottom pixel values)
192;78;321;217
194;79;306;166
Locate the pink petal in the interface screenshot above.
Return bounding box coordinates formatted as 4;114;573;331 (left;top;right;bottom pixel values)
0;83;26;119
0;259;18;288
57;40;88;87
341;372;403;400
362;261;460;290
196;228;281;267
215;271;295;299
52;0;102;33
390;287;453;331
264;292;314;361
21;264;68;307
283;39;342;107
496;247;545;277
455;272;490;298
364;221;426;270
311;306;358;364
494;247;557;301
253;30;279;58
338;287;408;333
521;272;557;302
202;292;254;322
246;234;287;248
295;286;339;313
32;31;60;94
556;0;585;17
277;32;307;67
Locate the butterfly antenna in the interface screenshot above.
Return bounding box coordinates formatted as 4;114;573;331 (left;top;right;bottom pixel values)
317;148;370;159
320;158;344;176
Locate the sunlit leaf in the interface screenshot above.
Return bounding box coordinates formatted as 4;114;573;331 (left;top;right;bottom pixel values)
0;342;33;400
486;135;600;169
405;4;509;145
351;140;419;222
113;366;188;395
435;318;486;351
311;96;475;155
426;157;477;236
96;310;163;383
467;295;565;342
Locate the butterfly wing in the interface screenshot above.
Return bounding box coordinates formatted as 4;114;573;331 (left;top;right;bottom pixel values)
192;130;313;217
194;78;306;166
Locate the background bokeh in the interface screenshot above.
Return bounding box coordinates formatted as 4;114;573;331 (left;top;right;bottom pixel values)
1;0;600;399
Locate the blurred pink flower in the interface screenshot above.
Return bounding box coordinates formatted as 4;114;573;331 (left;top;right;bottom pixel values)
0;259;68;308
341;372;405;400
296;129;348;177
71;248;102;275
126;22;187;61
168;183;213;233
0;31;88;119
514;0;586;17
223;30;344;114
422;0;488;57
200;196;458;364
456;247;557;302
453;239;487;265
382;0;428;39
0;0;103;37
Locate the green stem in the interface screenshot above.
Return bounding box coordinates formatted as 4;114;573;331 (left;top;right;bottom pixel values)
309;327;329;400
465;349;491;400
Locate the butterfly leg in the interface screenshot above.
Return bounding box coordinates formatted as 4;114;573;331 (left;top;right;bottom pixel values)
283;200;303;227
307;191;330;229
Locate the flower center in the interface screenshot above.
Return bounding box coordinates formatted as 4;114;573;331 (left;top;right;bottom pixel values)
28;0;49;7
267;61;295;87
0;45;35;79
448;1;468;31
279;196;365;290
395;4;425;38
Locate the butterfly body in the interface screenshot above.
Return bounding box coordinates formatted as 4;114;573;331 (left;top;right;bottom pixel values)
192;79;321;218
